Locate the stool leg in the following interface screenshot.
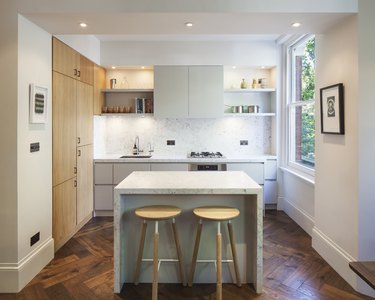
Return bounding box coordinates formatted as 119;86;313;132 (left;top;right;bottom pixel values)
227;221;242;287
134;220;147;285
152;221;159;300
188;219;203;287
172;218;186;286
217;221;222;300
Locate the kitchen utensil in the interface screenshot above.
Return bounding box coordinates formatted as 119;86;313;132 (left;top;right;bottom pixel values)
232;106;242;113
248;105;260;113
110;78;116;89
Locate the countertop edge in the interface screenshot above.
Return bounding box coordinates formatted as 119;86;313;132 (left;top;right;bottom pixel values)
94;155;277;163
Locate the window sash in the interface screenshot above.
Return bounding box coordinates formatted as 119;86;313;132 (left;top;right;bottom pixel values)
286;35;315;176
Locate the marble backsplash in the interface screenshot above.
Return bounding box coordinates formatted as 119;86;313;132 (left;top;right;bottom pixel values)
94;115;273;157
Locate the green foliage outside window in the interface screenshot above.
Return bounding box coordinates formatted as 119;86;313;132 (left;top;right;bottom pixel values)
301;37;315;166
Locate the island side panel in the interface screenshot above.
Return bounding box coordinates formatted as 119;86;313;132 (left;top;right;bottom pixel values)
114;193;262;293
245;191;263;294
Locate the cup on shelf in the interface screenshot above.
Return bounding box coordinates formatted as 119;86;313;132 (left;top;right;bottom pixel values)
102;106;108;113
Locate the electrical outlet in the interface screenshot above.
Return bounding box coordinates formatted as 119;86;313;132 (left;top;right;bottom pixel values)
30;232;40;246
167;140;175;146
240;140;248;145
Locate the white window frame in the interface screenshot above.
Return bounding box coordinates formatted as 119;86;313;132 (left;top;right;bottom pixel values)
285;34;315;178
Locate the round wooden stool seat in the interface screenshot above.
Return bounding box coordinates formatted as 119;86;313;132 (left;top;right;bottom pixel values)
193;206;240;221
135;205;182;220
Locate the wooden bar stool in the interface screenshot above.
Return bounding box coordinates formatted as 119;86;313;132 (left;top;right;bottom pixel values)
133;205;185;300
188;206;242;300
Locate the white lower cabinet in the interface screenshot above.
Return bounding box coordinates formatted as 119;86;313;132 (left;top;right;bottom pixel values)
113;163;151;184
226;162;264;184
94;162;151;215
150;163;189;171
94;185;114;210
264;180;278;204
227;161;278;206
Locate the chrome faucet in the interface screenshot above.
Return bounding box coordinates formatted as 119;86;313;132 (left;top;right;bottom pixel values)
147;142;154;155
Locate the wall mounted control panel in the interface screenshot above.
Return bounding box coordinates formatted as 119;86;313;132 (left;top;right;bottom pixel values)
30;142;40;152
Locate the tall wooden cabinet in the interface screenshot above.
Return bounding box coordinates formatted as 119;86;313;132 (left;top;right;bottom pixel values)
52;37;94;251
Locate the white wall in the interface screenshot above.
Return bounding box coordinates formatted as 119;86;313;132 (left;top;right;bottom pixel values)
0;0;18;266
17;14;53;263
101;40;277;67
0;12;54;293
313;12;375;297
55;34;101;65
278;170;315;235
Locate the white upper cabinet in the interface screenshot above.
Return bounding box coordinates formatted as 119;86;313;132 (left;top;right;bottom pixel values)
154;66;189;118
154;65;223;118
188;66;223;118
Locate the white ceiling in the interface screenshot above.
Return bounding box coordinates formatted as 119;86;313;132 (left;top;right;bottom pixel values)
19;0;357;42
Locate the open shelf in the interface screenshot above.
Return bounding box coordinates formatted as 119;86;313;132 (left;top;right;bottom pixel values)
224;88;276;93
101;89;153;93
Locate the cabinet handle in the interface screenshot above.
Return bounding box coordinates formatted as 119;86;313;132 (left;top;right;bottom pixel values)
74;167;77;174
77;149;81;156
77;137;81;144
74;68;78;76
77;70;81;77
74;180;77;187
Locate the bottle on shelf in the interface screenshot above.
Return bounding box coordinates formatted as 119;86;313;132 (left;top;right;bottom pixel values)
240;78;247;89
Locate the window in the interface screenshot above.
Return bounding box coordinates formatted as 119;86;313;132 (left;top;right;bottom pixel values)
287;36;315;174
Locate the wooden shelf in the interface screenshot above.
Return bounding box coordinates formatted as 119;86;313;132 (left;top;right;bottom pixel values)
100;113;153;116
101;89;153;93
224;88;276;93
224;113;276;117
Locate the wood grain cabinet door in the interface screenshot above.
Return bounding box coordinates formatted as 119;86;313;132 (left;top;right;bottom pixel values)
52;37;79;79
79;55;94;85
53;178;77;249
77;144;93;224
77;82;93;146
52;72;77;186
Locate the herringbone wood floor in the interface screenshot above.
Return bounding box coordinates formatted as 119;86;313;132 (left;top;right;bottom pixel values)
0;211;372;299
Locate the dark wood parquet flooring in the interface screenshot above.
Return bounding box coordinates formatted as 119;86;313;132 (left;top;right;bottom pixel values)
0;211;372;300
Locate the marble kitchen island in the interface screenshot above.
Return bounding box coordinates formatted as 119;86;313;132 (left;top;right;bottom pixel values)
114;171;263;294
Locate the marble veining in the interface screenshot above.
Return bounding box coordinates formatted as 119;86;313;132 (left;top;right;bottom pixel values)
94;115;272;157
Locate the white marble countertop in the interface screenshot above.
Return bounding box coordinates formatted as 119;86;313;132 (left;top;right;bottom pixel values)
95;153;276;163
114;171;262;194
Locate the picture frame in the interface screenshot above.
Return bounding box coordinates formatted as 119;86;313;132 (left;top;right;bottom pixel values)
30;84;48;124
320;83;344;134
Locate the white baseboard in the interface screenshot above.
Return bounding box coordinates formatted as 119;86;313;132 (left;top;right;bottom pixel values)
312;227;375;298
0;237;54;293
277;196;314;236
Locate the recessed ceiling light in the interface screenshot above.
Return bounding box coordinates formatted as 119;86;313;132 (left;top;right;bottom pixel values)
291;22;301;28
232;66;237;69
79;22;88;28
261;66;265;69
111;66;116;69
185;22;193;27
141;66;145;69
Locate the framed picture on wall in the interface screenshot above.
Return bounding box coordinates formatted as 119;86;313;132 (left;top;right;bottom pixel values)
29;84;48;124
320;83;344;134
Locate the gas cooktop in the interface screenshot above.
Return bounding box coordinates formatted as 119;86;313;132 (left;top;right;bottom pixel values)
188;151;225;158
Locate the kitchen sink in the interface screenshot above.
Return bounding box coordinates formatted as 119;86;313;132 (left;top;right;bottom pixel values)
120;155;152;158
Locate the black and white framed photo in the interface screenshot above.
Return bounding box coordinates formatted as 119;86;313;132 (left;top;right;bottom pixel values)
320;83;344;134
30;84;48;124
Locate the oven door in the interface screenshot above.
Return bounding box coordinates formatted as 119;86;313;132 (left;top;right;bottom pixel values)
189;163;227;171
